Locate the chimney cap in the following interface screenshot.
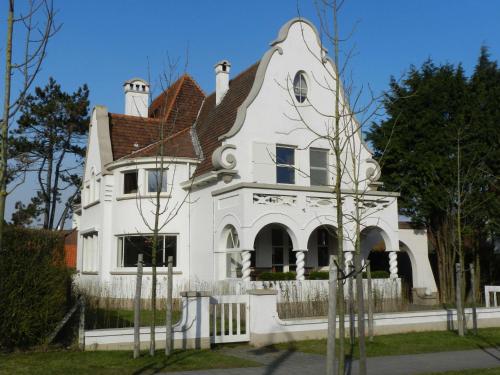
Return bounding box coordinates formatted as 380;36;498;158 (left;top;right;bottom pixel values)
123;78;149;92
214;60;231;72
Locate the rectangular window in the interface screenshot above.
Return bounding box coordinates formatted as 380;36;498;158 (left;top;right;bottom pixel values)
118;235;177;267
276;146;295;184
82;232;98;272
147;169;168;193
310;148;328;186
123;171;138;194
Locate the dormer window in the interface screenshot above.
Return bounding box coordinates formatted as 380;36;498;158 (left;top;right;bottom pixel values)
293;71;308;103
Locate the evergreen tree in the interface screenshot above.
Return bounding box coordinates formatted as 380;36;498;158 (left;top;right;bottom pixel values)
367;50;499;302
11;78;89;229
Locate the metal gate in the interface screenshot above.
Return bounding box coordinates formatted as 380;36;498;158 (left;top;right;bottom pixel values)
210;294;250;344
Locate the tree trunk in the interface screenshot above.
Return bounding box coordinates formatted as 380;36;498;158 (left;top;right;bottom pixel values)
43;145;54;229
326;255;338;375
134;253;143;359
355;252;367;375
165;256;173;356
367;262;374;342
0;1;14;250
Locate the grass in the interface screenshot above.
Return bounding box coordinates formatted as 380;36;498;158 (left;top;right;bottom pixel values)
85;309;182;330
273;328;500;359
426;369;500;375
0;349;260;375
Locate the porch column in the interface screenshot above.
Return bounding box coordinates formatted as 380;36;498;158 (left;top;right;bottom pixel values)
389;251;398;279
294;249;307;281
241;249;253;282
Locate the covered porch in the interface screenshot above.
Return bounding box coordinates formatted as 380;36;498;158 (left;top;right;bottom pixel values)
220;222;401;282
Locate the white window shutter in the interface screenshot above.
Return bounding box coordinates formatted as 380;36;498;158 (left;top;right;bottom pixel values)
252;142;276;183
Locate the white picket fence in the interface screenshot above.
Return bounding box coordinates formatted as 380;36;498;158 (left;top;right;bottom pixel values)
210;295;249;344
75;275;401;303
484;285;500;307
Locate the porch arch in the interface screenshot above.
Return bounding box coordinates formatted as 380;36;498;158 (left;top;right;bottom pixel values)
306;224;338;269
247;213;301;250
361;218;399;252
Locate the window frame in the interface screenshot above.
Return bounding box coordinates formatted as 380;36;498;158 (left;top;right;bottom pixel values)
122;170;139;195
293;71;308;103
147;168;168;193
116;233;178;268
82;231;99;273
310;148;329;186
276;145;296;184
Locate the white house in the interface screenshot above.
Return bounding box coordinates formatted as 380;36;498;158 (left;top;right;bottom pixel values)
75;18;438;303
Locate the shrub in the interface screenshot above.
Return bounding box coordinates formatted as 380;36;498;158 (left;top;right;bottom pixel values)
363;270;390;279
308;271;329;280
0;226;73;349
258;272;296;281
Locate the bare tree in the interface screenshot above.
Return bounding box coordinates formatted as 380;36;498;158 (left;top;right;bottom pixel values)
275;1;396;372
134;57;195;356
1;0;59;245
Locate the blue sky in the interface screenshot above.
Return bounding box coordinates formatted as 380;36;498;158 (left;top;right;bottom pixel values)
1;0;499;223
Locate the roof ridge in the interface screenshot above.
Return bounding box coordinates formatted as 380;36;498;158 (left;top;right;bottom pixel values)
148;74;185;116
182;73;206;97
163;75;186;120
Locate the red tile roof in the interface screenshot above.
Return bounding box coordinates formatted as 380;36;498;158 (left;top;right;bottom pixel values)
193;62;259;177
122;127;196;159
108;64;259;178
109;74;204;161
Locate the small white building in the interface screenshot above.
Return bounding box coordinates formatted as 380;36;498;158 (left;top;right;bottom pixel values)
75;18;438;302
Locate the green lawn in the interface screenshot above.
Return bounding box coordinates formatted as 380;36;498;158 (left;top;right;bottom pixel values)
85;309;182;330
0;349;260;375
426;369;500;375
273;328;500;358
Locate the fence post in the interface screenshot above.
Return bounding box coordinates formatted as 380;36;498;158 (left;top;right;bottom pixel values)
165;256;173;356
367;262;374;343
470;263;478;335
78;297;85;350
456;263;464;336
326;255;337;375
134;253;143;359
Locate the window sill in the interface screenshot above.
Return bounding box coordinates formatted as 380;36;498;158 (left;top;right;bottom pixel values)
81;271;99;275
110;268;182;275
83;200;100;209
116;193;171;201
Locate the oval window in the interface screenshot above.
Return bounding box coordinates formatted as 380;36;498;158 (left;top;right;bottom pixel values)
293;72;308;103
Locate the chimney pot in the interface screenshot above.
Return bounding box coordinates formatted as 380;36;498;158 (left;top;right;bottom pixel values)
214;60;231;106
123;78;150;117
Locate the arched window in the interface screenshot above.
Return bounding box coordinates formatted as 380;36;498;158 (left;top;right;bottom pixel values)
224;225;242;278
226;226;240;249
293;71;308;103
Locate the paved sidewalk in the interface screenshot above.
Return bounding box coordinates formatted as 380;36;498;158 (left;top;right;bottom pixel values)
164;347;500;375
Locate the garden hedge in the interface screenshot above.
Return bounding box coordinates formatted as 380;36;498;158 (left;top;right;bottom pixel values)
0;226;73;349
258;272;296;281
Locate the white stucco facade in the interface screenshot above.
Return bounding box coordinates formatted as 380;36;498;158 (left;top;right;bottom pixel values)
75;18;438;300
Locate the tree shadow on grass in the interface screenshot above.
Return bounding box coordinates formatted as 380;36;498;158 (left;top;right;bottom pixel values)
132;350;198;375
